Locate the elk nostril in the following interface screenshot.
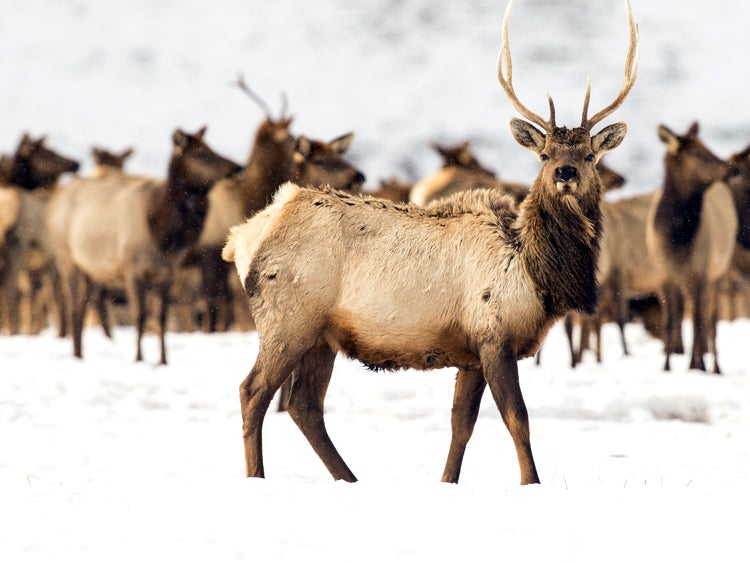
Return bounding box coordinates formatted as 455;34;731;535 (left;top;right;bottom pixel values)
556;165;577;182
354;172;366;184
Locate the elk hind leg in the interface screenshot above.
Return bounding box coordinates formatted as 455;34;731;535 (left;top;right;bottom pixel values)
286;342;356;482
441;368;486;484
239;348;303;478
481;345;539;485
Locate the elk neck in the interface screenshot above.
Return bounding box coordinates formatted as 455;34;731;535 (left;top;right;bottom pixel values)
148;159;212;254
240;133;296;213
654;163;709;249
515;180;602;317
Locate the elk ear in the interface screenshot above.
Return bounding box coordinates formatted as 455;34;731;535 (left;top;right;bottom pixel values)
592;122;627;155
510;119;546;154
18;133;36;157
329;132;354;154
121;147;135;160
91;147;103;160
195;125;207;140
172;129;189;150
658;124;681;155
687;121;699;137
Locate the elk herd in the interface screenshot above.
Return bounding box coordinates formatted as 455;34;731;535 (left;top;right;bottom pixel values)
2;0;749;484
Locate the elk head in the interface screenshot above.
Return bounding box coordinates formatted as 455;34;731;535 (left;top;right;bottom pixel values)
92;146;135;170
10;133;80;189
432;141;496;177
233;74;296;164
498;0;637;202
658;122;730;196
171;126;242;193
294;133;366;191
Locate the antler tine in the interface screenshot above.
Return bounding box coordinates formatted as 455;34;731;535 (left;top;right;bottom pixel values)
582;0;639;130
497;0;553;131
232;73;273;119
279;91;289;119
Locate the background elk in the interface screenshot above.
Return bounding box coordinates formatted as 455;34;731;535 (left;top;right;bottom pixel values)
409;139;624;211
91;146;135;178
364;176;413;203
0;134;80;335
222;0;637;484
646;122;737;373
194;78;366;333
409;140;529;206
47;126;241;364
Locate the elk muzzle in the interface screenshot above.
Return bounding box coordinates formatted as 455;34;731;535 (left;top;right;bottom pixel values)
555;165;578;193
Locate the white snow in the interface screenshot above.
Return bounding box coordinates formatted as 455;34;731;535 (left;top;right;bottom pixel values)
2;0;750;561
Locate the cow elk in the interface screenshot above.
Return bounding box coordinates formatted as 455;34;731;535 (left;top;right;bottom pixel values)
47;126;241;364
0;134;79;335
91;146;135;178
646;122;737;373
222;0;638;484
409;140;529;206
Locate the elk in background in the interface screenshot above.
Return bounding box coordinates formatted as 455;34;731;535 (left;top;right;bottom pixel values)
726;145;750;281
363;176;413;203
47;127;241;364
0;134;80;335
91;146;135;178
222;0;637;484
646;122;737;373
195;77;366;334
409;140;529;206
410;139;624;212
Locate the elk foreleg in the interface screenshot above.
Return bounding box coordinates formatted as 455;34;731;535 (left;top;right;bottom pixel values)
69;267;93;359
659;282;681;371
156;282;170;365
481;345;540;485
125;276;147;363
287;342;356;482
706;286;721;375
441;368;486;484
689;282;707;372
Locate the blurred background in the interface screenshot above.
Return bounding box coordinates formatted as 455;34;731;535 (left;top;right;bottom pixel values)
2;0;749;194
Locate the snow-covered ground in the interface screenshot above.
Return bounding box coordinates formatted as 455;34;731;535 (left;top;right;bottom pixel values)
2;321;749;561
3;0;750;561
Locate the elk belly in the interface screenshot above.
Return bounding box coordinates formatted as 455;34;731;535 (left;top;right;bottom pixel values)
325;309;478;372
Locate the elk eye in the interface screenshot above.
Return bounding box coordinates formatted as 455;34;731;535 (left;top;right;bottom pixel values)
540;154;549;161
585;154;595;162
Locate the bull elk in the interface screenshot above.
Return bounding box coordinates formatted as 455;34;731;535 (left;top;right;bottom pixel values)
222;0;638;484
47;127;241;364
646;123;738;373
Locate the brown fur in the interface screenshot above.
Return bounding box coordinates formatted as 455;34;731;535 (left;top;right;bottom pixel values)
410;140;624;208
224;120;626;484
0;135;79;335
90;146;135;179
224;0;636;485
195;120;365;334
646;122;737;373
47;127;241;364
409;141;529;206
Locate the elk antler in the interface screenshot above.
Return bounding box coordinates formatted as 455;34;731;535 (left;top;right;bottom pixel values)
497;0;556;131
233;73;274;118
581;0;639;130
